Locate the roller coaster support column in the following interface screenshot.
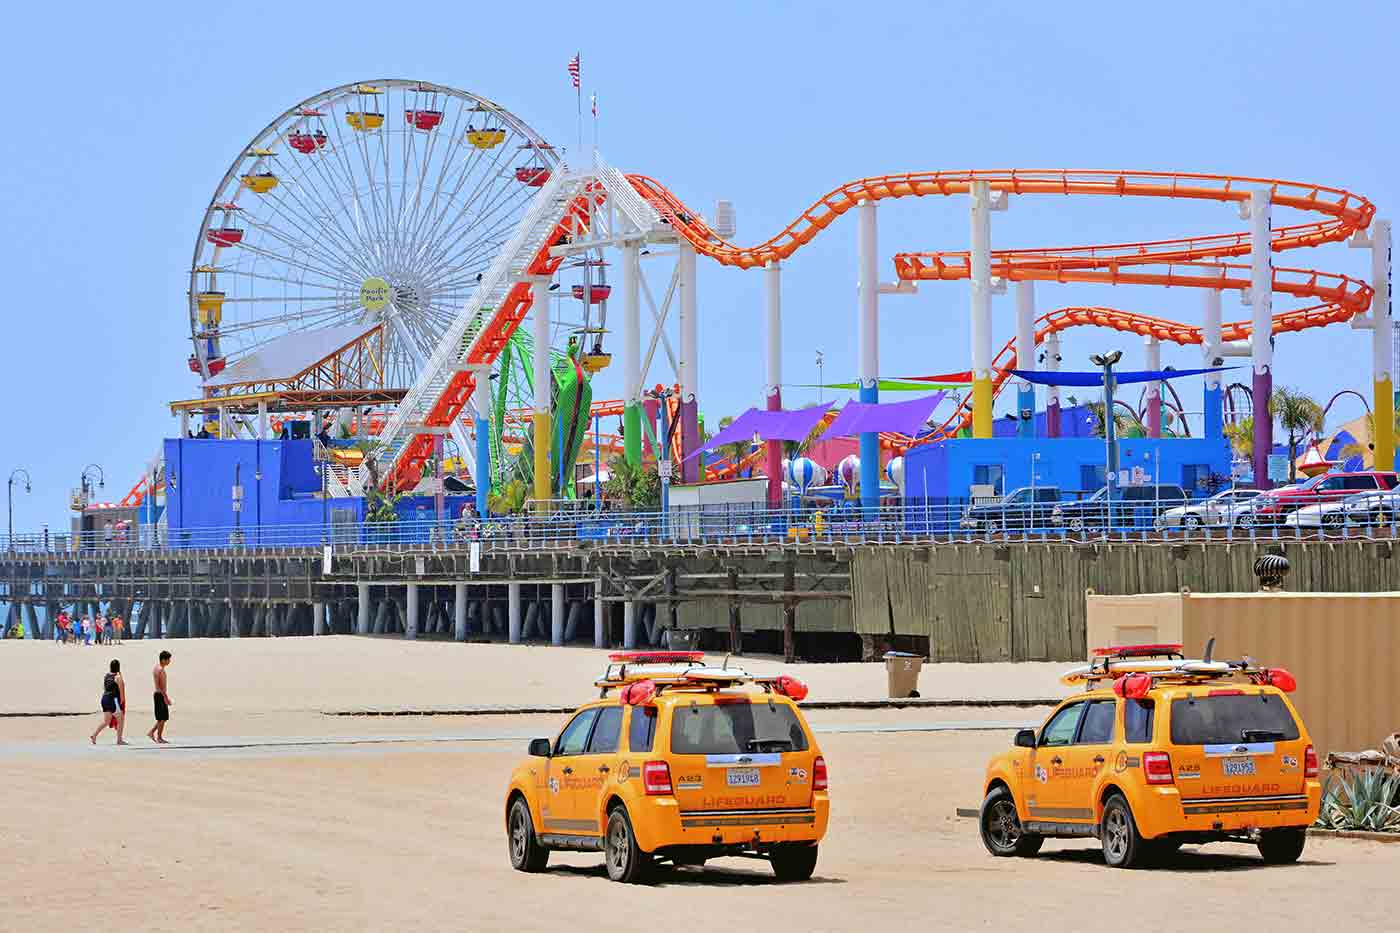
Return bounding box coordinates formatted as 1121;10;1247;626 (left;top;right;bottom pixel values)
472;366;491;517
623;241;643;468
678;242;701;483
1144;336;1162;438
857;200;880;518
1352;218;1393;471
765;260;783;508
969;181;1000;439
1248;189;1274;488
1202;288;1224;440
531;276;553;512
1045;332;1062;437
1015;281;1036;438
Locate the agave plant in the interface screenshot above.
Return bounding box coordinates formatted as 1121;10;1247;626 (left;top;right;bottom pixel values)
1316;767;1400;832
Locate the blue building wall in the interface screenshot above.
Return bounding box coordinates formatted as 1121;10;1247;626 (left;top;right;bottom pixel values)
991;403;1098;439
162;438;474;545
904;434;1233;504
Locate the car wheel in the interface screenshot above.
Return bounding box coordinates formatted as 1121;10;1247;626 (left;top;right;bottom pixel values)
604;806;652;883
1322;512;1343;528
1184;515;1202;529
1100;793;1147;869
1235;513;1255;529
1069;517;1086;533
1257;827;1306;864
979;787;1043;858
770;842;819;881
507;797;549;873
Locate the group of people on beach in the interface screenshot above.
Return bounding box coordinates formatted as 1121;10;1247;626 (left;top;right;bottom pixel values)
53;609;124;645
89;651;173;746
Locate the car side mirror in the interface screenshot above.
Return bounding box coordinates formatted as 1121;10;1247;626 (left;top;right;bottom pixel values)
1014;728;1036;749
528;738;552;758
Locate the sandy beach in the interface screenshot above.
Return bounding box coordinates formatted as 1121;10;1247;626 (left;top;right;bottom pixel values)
3;638;1396;932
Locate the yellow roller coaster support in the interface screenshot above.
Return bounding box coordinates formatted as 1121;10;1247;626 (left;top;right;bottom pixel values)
533;411;551;514
972;377;993;438
1376;377;1395;471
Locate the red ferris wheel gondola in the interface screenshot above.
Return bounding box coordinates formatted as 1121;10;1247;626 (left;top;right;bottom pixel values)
515;166;550;186
288;130;328;154
405;109;443;131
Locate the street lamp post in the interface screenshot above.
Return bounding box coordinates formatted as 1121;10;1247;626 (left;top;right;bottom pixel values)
8;468;31;551
79;464;104;549
1090;352;1123;530
815;350;824;404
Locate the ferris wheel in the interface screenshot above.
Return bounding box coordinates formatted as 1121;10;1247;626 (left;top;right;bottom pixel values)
187;79;560;390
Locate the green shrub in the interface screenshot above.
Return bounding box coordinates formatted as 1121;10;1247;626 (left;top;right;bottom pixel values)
1316;767;1400;832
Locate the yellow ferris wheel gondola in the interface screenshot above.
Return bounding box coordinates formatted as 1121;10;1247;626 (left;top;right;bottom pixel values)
240;172;279;194
196;291;225;326
347;83;384;131
466;127;506;149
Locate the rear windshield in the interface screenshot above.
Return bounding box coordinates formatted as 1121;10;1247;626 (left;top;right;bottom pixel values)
669;701;809;755
1169;693;1300;745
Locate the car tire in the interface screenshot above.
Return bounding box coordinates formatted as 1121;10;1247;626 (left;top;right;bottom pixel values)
507;797;550;873
1100;793;1148;869
1184;515;1202;529
1322;512;1343;528
1069;517;1085;533
1236;513;1255;529
604;806;652;884
979;787;1043;858
770;843;819;881
1257;827;1306;864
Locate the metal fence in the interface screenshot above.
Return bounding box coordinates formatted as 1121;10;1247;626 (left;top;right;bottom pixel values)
7;495;1400;554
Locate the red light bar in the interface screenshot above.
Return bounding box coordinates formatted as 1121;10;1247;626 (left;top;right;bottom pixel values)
607;651;704;664
1092;643;1183;659
1112;672;1153;699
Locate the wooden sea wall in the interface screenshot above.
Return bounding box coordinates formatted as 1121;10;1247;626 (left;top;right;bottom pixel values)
844;540;1399;662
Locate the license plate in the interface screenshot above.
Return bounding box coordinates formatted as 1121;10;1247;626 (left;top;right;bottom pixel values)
1223;757;1256;777
726;767;761;787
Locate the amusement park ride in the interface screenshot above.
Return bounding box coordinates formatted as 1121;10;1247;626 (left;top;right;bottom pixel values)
114;79;1397;526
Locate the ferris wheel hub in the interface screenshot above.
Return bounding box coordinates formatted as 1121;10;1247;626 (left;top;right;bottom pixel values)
360;276;391;312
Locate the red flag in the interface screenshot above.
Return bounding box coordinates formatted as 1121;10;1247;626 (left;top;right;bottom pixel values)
567;54;580;89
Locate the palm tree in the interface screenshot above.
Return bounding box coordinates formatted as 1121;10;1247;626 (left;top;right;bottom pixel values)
1086;401;1132;438
1268;387;1324;483
1224;416;1254;461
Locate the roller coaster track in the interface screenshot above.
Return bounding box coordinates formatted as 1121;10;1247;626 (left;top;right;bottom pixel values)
626;170;1376;470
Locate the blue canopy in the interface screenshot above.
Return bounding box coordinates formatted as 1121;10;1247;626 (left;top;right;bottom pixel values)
1008;366;1236;387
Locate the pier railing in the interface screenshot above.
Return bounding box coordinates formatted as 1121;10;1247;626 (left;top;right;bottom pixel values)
7;495;1400;554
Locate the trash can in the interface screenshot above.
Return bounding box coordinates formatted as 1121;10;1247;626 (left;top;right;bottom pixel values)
884;651;924;698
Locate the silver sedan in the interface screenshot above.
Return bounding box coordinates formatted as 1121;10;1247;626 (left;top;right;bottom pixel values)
1157;488;1263;529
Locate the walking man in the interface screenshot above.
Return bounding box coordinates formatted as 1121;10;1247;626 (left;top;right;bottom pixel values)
146;651;173;744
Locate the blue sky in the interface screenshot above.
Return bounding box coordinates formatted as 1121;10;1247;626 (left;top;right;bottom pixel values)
2;0;1394;530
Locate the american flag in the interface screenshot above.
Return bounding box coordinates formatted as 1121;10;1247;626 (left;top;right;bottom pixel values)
590;93;597;117
567;54;580;89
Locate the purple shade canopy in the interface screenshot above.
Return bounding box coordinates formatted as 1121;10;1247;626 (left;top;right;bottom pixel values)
818;393;946;441
685;403;832;460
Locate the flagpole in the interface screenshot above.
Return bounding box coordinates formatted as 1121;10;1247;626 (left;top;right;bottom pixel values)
575;50;582;164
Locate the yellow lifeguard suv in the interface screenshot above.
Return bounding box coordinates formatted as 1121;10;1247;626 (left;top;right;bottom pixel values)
504;651;829;883
980;642;1320;868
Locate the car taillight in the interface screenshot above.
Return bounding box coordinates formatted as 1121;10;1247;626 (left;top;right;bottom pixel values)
1142;751;1174;785
642;760;672;796
813;756;828;791
1304;745;1319;778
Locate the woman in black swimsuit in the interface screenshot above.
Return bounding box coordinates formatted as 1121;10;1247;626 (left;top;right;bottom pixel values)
90;659;128;745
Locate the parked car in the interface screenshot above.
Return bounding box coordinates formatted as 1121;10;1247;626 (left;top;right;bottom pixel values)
1051;484;1188;532
1342;489;1400;526
961;486;1063;531
1156;487;1263;529
1247;471;1399;525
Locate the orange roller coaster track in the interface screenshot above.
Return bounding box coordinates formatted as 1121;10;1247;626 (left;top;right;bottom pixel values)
626;170;1376;473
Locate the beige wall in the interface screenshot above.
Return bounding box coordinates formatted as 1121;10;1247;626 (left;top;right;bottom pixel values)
1084;592;1185;655
1087;592;1400;757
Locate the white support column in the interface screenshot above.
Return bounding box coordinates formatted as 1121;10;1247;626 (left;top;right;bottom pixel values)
179;410;190;437
404;584;418;640
531;276;552;509
679;242;698;401
1044;332;1062;437
257;401;268;440
551;583;565;646
623;241;643;466
763;260;783;506
312;601;325;636
508;582;522;644
969;180;995;439
856;200;880;516
594;579;606;649
1144;336;1162;438
1203;287;1224;439
218;406;231;438
454;582;467;642
357;582;370;635
1249;189;1274;487
1015;281;1036;437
